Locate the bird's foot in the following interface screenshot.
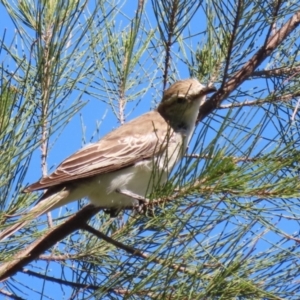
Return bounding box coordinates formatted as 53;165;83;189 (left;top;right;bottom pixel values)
115;188;151;216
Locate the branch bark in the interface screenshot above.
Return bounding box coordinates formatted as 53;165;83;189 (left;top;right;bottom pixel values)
0;205;100;281
197;9;300;123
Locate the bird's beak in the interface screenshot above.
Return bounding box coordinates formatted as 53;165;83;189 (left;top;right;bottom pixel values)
199;86;217;96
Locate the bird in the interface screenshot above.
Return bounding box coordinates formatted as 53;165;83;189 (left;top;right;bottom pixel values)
0;78;216;241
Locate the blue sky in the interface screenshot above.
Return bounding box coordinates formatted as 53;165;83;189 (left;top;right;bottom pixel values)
1;1;299;299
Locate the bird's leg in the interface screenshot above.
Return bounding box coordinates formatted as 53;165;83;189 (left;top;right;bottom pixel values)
104;208;121;218
116;188;150;215
115;188;149;204
104;189;150;217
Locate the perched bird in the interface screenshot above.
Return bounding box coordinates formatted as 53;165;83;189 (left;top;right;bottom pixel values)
0;79;215;240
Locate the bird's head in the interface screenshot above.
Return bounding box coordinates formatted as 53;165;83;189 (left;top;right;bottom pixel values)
157;79;216;130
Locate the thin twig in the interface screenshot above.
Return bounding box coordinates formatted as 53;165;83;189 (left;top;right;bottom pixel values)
82;224;192;274
41;24;53;228
186;153;258;163
251;66;300;78
162;0;178;89
291;98;300;121
0;289;25;300
22;269;99;290
221;0;244;88
219;91;300;109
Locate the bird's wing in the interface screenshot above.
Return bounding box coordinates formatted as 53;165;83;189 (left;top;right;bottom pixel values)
25;111;173;192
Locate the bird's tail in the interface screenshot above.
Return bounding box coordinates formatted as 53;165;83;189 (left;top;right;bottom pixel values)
0;190;69;242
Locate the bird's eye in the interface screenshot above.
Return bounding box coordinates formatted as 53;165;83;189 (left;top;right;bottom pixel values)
177;97;185;104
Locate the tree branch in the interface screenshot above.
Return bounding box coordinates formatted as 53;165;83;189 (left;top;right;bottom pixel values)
197;9;300;123
0;205;101;281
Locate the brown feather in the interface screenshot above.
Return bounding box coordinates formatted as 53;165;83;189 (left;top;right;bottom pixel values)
24;110;172;192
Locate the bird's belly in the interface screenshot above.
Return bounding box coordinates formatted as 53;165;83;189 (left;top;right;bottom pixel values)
87;159;168;208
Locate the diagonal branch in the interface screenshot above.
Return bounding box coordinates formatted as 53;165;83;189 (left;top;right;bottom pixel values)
0;205;101;281
197;9;300;123
82;224;192;274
